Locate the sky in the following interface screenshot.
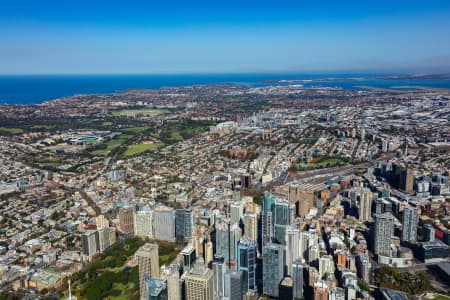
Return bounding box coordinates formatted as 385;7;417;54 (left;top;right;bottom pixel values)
1;0;450;74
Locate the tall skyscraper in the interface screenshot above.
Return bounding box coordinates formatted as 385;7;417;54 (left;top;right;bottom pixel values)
82;230;97;257
405;168;414;194
118;206;135;235
243;212;258;242
230;201;244;224
292;261;304;300
359;189;373;222
273;198;293;244
263;243;284;298
153;205;175;242
285;227;300;276
144;275;167;300
176;208;194;242
134;208;153;239
374;214;394;256
161;266;180;300
213;261;226;300
261;192;276;246
96;227;113;253
136;243;160;300
237;237;257;293
215;220;241;269
183;262;214;300
402;207;419;243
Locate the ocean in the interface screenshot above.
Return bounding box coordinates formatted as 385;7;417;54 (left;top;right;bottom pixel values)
0;74;449;105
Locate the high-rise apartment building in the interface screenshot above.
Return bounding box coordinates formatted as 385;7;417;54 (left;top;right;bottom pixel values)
374;214;394;256
401;207;419;243
134;208;153;239
82;230;97;257
359;189;373;222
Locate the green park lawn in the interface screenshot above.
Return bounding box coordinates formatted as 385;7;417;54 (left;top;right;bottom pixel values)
91;135;132;156
0;127;23;135
123;143;164;157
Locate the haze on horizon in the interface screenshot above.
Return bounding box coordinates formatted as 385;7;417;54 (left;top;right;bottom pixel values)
1;0;450;75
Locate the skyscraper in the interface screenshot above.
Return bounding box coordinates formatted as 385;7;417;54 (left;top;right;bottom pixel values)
273;197;293;244
288;185;314;217
134;208;153;239
161;266;180;300
96;227;113;253
183;263;214;300
423;224;435;242
402;207;419;243
213;261;226;300
180;245;196;272
237;237;257;293
285;227;300;276
176;208;194;242
136;243;160;300
82;230;97;257
356;253;371;283
118;206;135;235
153;205;175;242
224;271;243;300
243;212;258;242
263;243;284;298
358;189;373;222
261;192;276;246
292;261;304;300
374;214;394;256
215;220;241;269
230;201;244;224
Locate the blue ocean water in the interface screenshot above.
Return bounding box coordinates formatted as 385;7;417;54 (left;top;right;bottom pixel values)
0;74;449;105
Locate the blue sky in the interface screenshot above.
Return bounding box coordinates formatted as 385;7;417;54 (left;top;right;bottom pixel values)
1;0;450;74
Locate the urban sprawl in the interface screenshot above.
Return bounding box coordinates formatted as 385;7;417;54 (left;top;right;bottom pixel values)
0;82;449;300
